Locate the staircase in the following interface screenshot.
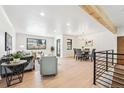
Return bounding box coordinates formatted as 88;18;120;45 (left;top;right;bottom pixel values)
111;64;124;88
93;50;124;88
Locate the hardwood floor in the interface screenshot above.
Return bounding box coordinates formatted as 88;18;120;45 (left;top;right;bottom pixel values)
0;58;96;88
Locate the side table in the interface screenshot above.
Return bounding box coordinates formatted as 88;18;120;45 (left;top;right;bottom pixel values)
1;60;28;87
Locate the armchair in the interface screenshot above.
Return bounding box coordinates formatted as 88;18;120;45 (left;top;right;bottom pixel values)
39;56;58;76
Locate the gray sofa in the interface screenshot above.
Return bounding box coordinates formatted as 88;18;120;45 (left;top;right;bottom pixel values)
39;56;58;76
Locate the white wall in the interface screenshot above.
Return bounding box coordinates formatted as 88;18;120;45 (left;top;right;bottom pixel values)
0;6;16;57
117;27;124;37
16;33;54;56
62;30;117;58
77;9;117;53
84;31;117;52
62;35;79;57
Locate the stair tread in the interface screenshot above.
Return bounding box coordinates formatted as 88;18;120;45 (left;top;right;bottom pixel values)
114;69;124;75
115;64;124;70
112;77;124;85
101;72;124;83
111;81;124;88
112;64;124;87
95;63;124;88
113;73;124;80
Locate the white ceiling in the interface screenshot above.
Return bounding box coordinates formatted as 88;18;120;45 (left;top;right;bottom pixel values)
3;5;124;37
100;5;124;27
3;5;88;37
3;5;108;37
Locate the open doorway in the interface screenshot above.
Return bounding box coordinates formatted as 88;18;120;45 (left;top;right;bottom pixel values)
56;39;61;57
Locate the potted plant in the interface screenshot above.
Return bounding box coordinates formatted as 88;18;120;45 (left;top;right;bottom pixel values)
12;52;22;62
50;46;55;56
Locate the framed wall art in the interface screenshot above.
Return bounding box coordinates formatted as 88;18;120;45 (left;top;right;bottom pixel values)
5;32;12;51
27;38;46;50
85;40;93;47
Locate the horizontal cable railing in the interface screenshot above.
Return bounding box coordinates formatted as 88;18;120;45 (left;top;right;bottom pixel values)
93;49;124;88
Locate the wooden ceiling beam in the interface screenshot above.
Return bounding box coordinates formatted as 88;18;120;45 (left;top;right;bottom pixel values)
80;5;117;34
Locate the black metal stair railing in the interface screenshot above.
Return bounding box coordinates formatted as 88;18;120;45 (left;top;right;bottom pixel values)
93;50;124;88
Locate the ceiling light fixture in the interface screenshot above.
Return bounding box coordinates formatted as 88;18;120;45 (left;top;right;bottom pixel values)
40;12;45;16
66;23;70;26
54;30;57;32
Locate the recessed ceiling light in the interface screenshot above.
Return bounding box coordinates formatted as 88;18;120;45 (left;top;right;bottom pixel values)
54;30;57;32
66;23;70;26
40;12;45;16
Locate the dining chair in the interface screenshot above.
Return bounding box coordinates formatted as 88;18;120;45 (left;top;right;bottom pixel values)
83;51;90;60
75;49;83;61
89;49;96;61
73;48;76;58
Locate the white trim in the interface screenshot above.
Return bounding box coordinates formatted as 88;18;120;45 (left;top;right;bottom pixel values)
0;6;15;31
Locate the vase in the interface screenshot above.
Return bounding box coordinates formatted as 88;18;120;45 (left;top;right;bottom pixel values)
13;58;20;63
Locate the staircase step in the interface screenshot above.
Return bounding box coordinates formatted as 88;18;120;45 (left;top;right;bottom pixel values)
113;73;124;80
112;76;124;85
113;64;124;88
95;62;124;88
115;64;124;70
104;71;124;80
111;81;124;88
114;69;124;75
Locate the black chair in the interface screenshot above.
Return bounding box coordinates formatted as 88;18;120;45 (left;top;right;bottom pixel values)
89;49;96;61
0;59;2;78
73;48;76;58
83;51;90;60
75;49;83;61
